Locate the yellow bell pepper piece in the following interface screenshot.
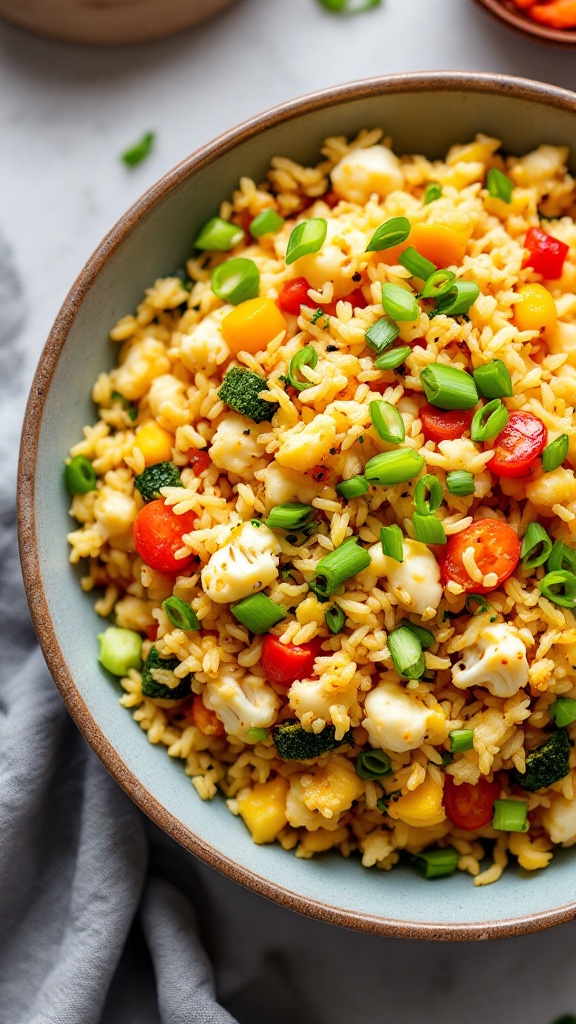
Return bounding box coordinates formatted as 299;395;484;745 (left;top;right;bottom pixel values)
134;421;174;466
387;774;446;828
222;297;287;355
514;283;557;336
237;775;289;844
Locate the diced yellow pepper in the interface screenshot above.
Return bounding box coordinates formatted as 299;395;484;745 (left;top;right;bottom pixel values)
514;283;557;336
237;775;289;844
134;421;175;466
409;223;468;269
387;774;446;828
222;297;287;355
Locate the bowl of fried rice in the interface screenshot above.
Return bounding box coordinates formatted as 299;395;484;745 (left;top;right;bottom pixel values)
19;71;576;939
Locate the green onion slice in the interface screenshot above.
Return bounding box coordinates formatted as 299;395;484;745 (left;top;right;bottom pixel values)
470;399;509;442
420;364;478;410
265;504;314;530
366;216;411;253
316;0;381;13
424;183;442;205
365;315;400;354
364;449;425;486
380;524;404;562
542;434;569;473
121;131;155;167
420;269;456;300
65;455;97;495
449;729;474;753
431;280;480;319
374;346;412;370
413;473;443;515
521;522;553;569
412;512;447;545
98;626;143;676
398;247;436;281
381;282;419;322
211;258;259;305
548;541;576;574
387;625;425;679
194;217;244;251
356;748;392;780
309;538;371;598
337;476;369;499
325;605;346;634
231;593;287;633
162;596;201;631
539;570;576;609
549;696;576;728
414;847;459;879
465;594;489;615
492;798;529;833
285;218;327;265
400;619;434;648
370;400;405;445
287;345;318;391
446;470;475;496
487;167;513;204
249;209;285;238
247;727;268;743
473;359;513;399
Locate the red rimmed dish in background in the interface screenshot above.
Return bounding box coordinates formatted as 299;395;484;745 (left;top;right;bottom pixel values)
472;0;576;44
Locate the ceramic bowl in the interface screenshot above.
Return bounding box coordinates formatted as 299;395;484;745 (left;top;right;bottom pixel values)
472;0;576;46
19;72;576;940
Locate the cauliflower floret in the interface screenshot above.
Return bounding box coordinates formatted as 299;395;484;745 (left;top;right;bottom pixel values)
289;671;359;730
179;306;231;374
203;669;279;740
208;413;267;478
285;754;363;830
92;486;138;538
363;678;447;754
368;538;442;620
201;521;280;604
541;792;576;847
452;623;529;699
113;337;171;401
330;144;404;205
260;462;323;508
294;218;364;299
275;414;337;473
148;374;190;430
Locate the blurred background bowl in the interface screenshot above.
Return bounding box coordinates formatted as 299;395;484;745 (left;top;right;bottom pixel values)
18;71;576;939
472;0;576;46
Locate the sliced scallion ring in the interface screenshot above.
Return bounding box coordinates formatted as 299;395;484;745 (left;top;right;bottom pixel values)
285;218;327;265
356;748;392;780
265;504;315;530
309;539;371;599
521;522;553;569
325;604;346;634
398;246;436;281
65;455;97;495
365;315;400;354
487;167;513;204
446;470;475;496
420;364;478;410
370;400;405;444
547;540;576;574
337;475;369;499
539;570;576;609
380;524;404;562
412;512;447;545
549;697;576;728
287;346;318;391
542;434;569;473
249;209;285;238
423;183;442;205
162;596;201;631
431;280;480;318
374;345;412;370
381;282;419;322
211;258;259;304
465;594;489;616
449;729;474;753
413;474;443;515
470;399;509;442
364;449;424;486
366;216;411;253
194;216;244;251
472;359;513;399
414;846;459;879
400;619;434;649
492;799;529;833
387;625;425;679
231;593;287;633
420;269;456;300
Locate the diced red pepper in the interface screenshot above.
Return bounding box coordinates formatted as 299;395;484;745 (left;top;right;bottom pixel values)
278;277;313;315
523;226;569;280
188;450;211;476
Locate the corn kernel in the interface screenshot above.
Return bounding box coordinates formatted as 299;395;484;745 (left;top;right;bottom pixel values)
514;284;557;336
387;774;446;828
222;298;287;355
134;421;175;466
237;775;289;844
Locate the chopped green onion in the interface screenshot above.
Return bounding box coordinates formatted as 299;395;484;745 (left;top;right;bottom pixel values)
98;626;142;676
194;217;244;251
211;258;259;305
549;696;576;728
111;390;137;421
249;209;284;238
473;359;513;399
247;727;268;743
521;522;553;569
441;751;454;767
449;729;474;753
387;625;425;678
365;315;400;354
356;748;392;780
470;399;509;442
487;167;513;204
446;470;475;496
542;434;569;473
337;475;369;499
548;540;576;574
287;346;318;391
285;218;327;265
370;400;405;444
539;570;576;609
420;364;478;410
374;346;412;370
380;524;404;562
65;455;97;495
231;593;287;633
381;283;419;322
466;594;489;615
431;280;480;318
309;538;371;598
364;449;425;486
162;596;200;631
400;619;434;648
414;847;459;879
413;474;443;516
398;247;436;281
316;0;381;12
420;269;456;300
325;605;346;634
424;182;442;205
121;131;155;167
412;512;447;545
366;216;411;253
492;798;529;833
265;504;314;530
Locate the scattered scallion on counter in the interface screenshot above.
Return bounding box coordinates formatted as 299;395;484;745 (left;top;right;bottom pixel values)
65;455;97;495
121;130;155;167
364;449;425;486
472;359;513;399
369;400;405;444
337;475;369;499
431;280;480;318
446;470;475;496
162;596;200;631
470;399;509;442
487;167;514;204
492;799;529;833
374;345;412;370
285;218;327;265
542;433;569;473
265;504;314;530
366;216;410;253
420;364;478;410
316;0;381;11
539;570;576;609
424;182;442;205
380;524;404;562
381;282;419;322
365;315;400;354
325;604;346;634
449;729;474;753
412;512;447;545
211;258;260;304
387;625;425;678
231;593;287;633
309;538;371;598
549;697;576;728
398;246;436;281
413;474;443;516
194;217;244;251
249;208;285;238
521;522;553;569
356;748;392;780
414;847;459;879
420;268;456;300
287;345;318;390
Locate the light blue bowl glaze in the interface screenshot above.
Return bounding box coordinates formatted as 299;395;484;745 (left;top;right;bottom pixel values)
19;73;576;939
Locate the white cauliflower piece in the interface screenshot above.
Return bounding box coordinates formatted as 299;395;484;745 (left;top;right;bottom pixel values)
285;755;364;830
208;413;267;478
289;671;358;726
275;414;337;473
203;669;279;740
113;337;171;401
294;218;364;299
201;521;280;604
148;374;189;429
542;793;576;847
451;623;529;698
512;144;569;186
261;462;323;508
369;538;442;620
330;144;404;205
179;306;231;374
93;486;138;538
363;678;447;754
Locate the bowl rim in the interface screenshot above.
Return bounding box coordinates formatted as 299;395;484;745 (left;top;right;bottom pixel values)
18;70;576;941
472;0;576;45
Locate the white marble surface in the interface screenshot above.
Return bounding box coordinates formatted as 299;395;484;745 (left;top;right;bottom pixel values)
3;1;576;1020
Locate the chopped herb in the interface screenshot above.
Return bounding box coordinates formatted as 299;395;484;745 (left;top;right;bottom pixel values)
311;308;325;325
121;131;155;167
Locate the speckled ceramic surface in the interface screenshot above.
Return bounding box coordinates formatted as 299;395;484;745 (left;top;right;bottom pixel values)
18;72;576;939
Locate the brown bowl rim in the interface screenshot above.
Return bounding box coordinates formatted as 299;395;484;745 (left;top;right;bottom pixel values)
18;70;576;941
472;0;576;45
